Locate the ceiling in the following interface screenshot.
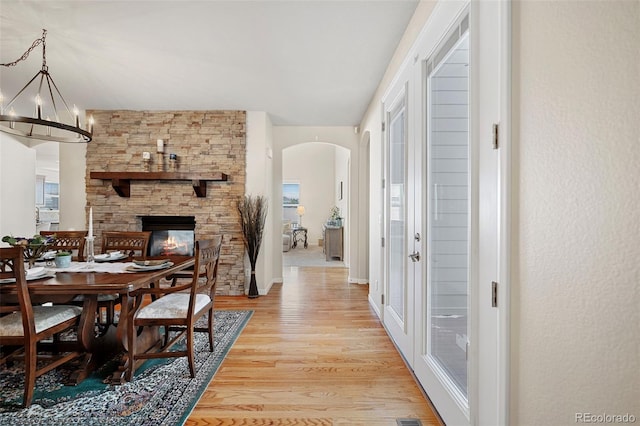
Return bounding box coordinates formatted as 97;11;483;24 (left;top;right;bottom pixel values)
0;0;419;127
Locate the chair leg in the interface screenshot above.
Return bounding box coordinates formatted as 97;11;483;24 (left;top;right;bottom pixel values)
125;322;137;381
208;309;214;351
23;342;37;408
187;327;196;378
106;301;115;325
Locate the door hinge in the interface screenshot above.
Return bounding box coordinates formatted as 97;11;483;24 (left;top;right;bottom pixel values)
492;123;499;150
381;237;385;248
382;122;386;132
381;294;385;305
492;281;498;307
382;178;385;189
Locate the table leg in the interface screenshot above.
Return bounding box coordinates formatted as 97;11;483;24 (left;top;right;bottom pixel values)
66;295;100;385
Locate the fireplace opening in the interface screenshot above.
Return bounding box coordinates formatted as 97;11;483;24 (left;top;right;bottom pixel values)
140;216;195;256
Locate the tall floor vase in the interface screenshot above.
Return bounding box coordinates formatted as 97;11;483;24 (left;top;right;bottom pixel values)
248;271;259;298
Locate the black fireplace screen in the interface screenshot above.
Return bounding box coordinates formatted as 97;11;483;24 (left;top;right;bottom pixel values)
140;216;196;256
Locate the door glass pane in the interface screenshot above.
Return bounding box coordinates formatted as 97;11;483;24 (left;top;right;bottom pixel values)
428;33;469;396
389;103;406;320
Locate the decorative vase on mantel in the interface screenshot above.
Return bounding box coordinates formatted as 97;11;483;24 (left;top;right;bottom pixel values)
237;195;268;299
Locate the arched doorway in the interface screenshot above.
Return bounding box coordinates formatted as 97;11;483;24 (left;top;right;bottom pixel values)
281;142;349;269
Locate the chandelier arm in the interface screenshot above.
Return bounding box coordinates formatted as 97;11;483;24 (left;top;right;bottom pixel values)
3;70;42;109
44;74;61;121
46;73;74;117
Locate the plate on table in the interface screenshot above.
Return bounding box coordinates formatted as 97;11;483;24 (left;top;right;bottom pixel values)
26;266;46;279
95;252;127;262
126;261;174;272
0;267;54;284
133;258;171;267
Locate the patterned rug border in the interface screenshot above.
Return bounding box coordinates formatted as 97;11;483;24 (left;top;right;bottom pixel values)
0;309;253;426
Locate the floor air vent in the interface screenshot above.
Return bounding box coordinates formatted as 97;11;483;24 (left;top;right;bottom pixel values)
396;419;422;426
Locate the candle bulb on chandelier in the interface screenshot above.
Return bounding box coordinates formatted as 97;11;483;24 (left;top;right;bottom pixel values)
8;108;15;129
73;105;79;127
35;94;42;119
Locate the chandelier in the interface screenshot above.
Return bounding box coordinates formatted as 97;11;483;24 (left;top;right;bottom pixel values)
0;29;92;143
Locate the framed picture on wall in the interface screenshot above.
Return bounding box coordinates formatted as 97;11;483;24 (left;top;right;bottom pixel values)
283;183;300;206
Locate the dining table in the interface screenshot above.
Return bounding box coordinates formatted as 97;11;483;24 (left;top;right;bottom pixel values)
0;255;194;385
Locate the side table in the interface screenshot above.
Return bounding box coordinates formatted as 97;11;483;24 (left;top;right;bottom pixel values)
292;227;308;249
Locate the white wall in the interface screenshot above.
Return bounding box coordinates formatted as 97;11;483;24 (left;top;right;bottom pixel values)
246;111;275;296
0;134;37;240
59;142;87;230
512;1;640;424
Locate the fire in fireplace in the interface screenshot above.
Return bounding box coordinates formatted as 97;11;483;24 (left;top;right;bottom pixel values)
140;216;196;256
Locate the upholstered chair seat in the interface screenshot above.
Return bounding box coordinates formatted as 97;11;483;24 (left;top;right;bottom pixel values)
136;293;211;320
0;305;82;336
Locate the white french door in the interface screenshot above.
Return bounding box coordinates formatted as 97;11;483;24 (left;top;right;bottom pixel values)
381;1;509;425
382;81;416;361
415;12;472;426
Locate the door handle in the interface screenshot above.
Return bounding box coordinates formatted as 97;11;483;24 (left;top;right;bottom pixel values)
409;251;420;262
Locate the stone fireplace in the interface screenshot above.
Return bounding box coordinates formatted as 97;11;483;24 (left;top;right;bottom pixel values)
85;110;247;295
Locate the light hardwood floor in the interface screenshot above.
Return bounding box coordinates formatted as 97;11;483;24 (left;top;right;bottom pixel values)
187;266;442;426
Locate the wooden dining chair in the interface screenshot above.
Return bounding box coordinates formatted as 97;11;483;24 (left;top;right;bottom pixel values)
101;231;151;259
40;230;88;261
125;236;223;381
0;247;84;407
95;231;152;327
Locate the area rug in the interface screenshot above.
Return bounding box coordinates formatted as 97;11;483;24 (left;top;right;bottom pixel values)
283;245;345;267
0;309;252;426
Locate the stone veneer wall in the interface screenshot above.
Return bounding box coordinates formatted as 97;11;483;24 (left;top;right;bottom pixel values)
85;110;246;295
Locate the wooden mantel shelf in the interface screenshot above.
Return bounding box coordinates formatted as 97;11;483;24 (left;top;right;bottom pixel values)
90;171;228;198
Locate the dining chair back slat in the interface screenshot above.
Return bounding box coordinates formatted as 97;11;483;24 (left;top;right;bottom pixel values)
101;231;151;259
40;230;88;261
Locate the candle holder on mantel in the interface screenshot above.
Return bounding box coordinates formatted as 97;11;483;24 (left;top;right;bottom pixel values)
156;152;165;172
169;153;177;172
142;151;152;172
85;236;95;268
